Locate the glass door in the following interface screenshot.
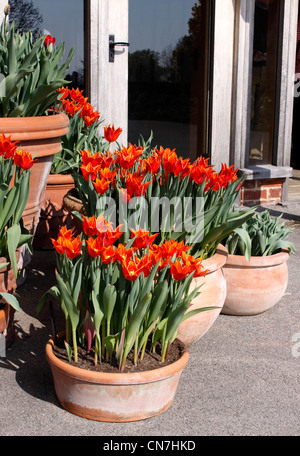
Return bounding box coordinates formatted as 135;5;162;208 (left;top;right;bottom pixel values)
128;0;213;161
8;0;86;92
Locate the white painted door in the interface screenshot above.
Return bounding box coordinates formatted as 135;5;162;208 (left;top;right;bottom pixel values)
88;0;129;146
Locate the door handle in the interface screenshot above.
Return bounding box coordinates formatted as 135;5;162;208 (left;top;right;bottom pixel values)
109;35;130;62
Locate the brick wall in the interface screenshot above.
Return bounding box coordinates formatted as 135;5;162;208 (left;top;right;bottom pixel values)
240;178;283;206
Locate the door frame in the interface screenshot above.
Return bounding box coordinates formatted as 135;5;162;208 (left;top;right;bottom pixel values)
86;0;129;145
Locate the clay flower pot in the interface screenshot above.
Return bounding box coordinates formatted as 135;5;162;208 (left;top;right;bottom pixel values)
0;256;18;346
0;112;69;236
222;249;290;315
45;336;189;422
62;188;85;234
177;244;228;346
33;174;75;250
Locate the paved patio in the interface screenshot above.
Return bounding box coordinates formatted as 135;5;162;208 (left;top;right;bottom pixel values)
1;203;300;437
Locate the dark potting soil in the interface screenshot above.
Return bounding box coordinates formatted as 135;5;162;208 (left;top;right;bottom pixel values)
52;337;186;374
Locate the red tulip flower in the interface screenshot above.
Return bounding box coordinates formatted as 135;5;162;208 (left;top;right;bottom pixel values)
44;34;56;51
104;125;123;143
13;149;35;170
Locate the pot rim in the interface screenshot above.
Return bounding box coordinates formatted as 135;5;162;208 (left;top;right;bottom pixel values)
0;110;68;129
225;248;290;268
201;244;228;273
45;336;189;386
47;173;74;185
0;111;69;139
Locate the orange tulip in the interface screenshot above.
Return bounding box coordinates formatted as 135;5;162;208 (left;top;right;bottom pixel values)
130;229;159;250
82;215;99;237
121;255;152;281
104;125;123;143
84;115;98;127
101;245;116;264
143;151;162;174
92;177;111;194
100;226;123;247
116;144;144;170
69;88;86;105
174;157;191;178
181;251;209;278
13;149;35;170
114;244;134;263
80;162;100;182
51;229;82;259
95;215;114;233
0;134;18;159
86;236;103;258
57;86;70;100
162;148;178;173
170;259;191;281
80;149;102;167
218;163;238;187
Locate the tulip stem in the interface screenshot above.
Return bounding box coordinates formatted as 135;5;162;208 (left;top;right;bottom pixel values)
72;329;78;363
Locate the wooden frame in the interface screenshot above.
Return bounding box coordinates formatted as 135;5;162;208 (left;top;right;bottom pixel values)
231;0;298;202
86;0;129;144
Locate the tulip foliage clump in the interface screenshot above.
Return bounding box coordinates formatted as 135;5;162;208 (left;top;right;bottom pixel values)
0;10;74;117
0;134;35;311
51;87;104;174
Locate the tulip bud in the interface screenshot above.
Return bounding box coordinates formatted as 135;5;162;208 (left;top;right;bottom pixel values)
4;4;10;16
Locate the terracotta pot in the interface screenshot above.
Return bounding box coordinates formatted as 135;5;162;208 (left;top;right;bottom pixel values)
33;174;75;250
62;188;85;234
0;256;18;346
0;111;69;236
45;336;189;422
177;244;228;346
222;250;290;315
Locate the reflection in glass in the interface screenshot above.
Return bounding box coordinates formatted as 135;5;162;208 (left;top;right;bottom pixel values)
128;0;212;160
8;0;85;91
249;0;280;165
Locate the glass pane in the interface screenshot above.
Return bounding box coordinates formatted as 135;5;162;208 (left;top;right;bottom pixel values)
8;0;85;91
249;0;281;165
128;0;212;161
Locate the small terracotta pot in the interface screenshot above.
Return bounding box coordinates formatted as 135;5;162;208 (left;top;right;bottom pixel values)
0;256;18;346
62;188;85;234
0;112;69;236
45;336;189;422
177;244;228;346
222;249;290;315
33;174;75;249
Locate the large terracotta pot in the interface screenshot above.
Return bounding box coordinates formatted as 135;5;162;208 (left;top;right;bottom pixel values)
45;336;189;422
0;256;18;347
177;244;228;346
0;112;69;236
222;250;290;315
33;174;75;250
